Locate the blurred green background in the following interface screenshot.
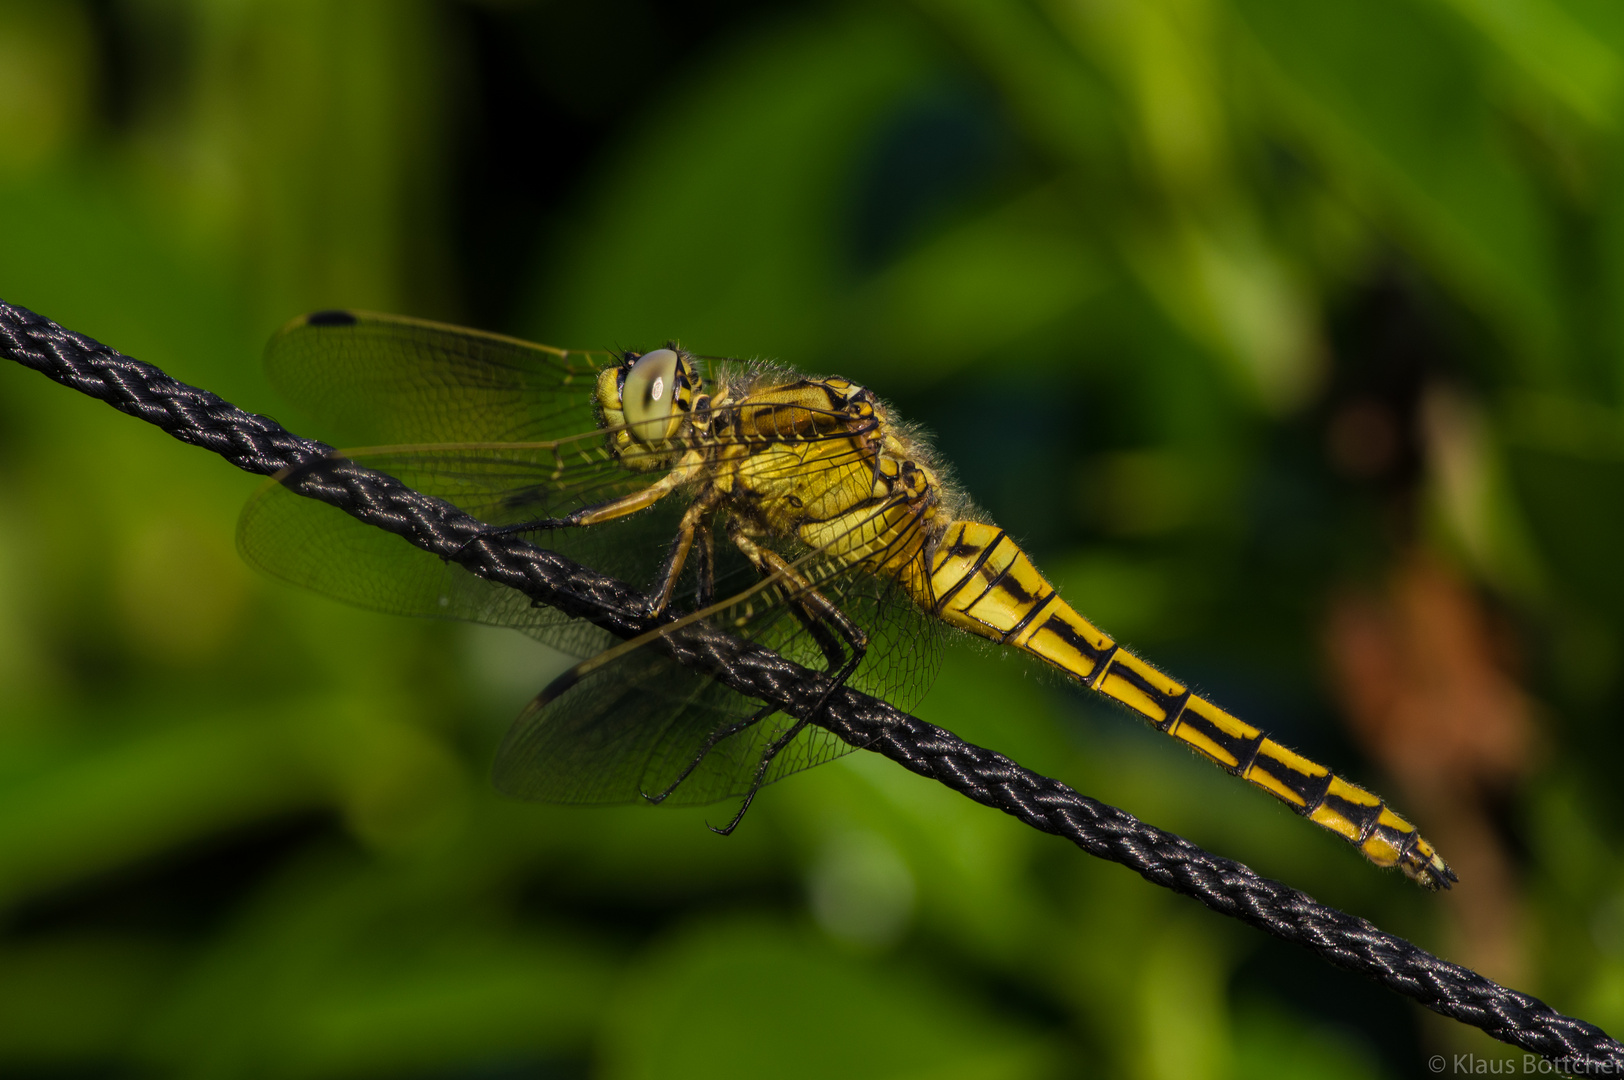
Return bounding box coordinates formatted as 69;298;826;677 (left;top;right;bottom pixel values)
2;0;1624;1075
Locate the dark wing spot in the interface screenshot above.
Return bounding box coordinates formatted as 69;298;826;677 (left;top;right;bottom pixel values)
307;310;358;327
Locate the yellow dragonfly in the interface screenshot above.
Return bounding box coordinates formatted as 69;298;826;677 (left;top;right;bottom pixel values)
238;310;1455;889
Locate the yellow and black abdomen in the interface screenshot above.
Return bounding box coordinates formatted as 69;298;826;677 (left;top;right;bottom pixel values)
922;520;1456;890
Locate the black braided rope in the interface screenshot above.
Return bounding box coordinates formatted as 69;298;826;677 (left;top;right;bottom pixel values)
3;297;1617;1069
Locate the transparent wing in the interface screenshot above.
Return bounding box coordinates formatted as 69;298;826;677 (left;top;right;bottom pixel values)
236;463;630;659
238;439;706;659
262;309;612;447
247;308;656;651
492;513;944;806
239;426;874;659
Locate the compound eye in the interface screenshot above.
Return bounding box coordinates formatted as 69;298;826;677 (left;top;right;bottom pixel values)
622;348;680;441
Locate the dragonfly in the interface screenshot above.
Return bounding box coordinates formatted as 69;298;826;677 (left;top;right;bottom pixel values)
238;310;1456;890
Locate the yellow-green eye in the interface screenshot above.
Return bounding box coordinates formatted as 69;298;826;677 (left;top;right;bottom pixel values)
622;348;680;442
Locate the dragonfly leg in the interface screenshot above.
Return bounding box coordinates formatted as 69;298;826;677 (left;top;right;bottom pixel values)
694;518;717;609
726;522;869;674
704;523;870;836
643;486;724;618
642;701;777;804
708;716;812;836
475;449;706;540
647;527;870;815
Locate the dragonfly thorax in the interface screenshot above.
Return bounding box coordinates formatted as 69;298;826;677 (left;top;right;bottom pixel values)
603;354;954;596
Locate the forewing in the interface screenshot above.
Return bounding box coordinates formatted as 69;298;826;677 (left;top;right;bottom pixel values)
236;444;694;658
263;310;611;447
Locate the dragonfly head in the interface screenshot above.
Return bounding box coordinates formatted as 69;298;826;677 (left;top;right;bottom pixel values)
596;346;701;469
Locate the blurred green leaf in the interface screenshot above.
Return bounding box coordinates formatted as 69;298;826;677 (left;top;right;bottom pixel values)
530;6;937;358
1502;392;1624;616
599;919;1055;1080
1236;0;1564;364
5;0;1624;1074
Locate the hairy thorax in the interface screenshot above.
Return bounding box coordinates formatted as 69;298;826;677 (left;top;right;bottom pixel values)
709;373;947;594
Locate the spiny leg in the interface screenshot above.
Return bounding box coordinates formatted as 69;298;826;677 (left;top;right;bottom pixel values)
496;476;681;534
461;450;705;553
649;605;850;812
641;485;724;618
578;494;722;803
646;521;855;810
693;517;717;609
643;702;776;804
709;523;869;836
646;547;847;806
708;715;812;836
728;522;869;675
647;522;870;820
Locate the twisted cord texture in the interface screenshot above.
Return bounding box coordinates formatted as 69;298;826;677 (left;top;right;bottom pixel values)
3;297;1617;1069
